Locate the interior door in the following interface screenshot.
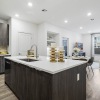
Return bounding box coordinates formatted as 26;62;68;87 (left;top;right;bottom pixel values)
62;37;69;56
18;32;32;56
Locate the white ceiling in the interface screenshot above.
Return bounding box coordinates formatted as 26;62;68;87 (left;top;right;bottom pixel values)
0;0;100;34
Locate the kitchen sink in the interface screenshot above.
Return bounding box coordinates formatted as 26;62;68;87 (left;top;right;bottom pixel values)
19;58;39;62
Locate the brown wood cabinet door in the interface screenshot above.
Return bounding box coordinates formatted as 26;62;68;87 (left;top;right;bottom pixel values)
0;23;9;47
10;62;26;100
10;62;16;93
2;24;7;39
36;70;52;100
52;64;87;100
15;63;26;100
52;67;78;100
77;64;86;100
68;67;78;100
25;67;37;100
0;57;4;73
6;61;37;100
68;64;86;100
5;59;11;87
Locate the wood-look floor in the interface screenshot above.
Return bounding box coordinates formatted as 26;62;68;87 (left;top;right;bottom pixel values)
0;69;100;100
86;69;100;100
0;75;18;100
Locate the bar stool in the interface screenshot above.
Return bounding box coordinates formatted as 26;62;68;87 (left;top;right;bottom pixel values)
87;57;94;78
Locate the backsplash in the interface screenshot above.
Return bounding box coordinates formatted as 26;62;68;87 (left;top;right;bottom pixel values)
0;47;8;54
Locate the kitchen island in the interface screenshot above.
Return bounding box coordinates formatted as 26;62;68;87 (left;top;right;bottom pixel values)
5;56;87;100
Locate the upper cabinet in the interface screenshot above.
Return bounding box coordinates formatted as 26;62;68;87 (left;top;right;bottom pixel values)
0;23;9;48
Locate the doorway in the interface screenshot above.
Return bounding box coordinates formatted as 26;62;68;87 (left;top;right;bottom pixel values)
62;37;69;56
91;33;100;61
18;32;32;56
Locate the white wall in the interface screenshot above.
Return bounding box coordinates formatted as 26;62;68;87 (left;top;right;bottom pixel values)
37;23;47;56
9;18;38;56
82;34;91;57
7;19;82;56
38;23;82;56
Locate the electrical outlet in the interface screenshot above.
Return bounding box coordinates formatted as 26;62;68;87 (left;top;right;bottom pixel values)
77;73;80;81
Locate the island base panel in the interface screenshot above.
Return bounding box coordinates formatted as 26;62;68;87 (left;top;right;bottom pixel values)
5;59;86;100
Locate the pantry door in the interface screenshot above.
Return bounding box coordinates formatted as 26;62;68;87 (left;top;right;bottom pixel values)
18;32;32;56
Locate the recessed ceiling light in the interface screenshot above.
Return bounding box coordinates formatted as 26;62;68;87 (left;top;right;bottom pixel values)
28;2;33;7
80;27;83;29
87;12;92;16
64;20;68;23
15;14;19;17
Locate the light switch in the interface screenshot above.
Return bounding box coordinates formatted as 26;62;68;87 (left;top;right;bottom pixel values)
77;73;80;81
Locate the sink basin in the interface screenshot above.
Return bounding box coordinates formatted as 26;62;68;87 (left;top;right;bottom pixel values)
19;58;39;62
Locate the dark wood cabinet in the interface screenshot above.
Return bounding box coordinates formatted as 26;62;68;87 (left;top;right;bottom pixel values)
36;70;52;100
15;63;27;100
0;23;9;47
5;59;11;87
77;64;86;100
0;56;4;73
5;60;37;100
25;67;37;100
5;60;87;100
52;65;82;100
0;55;11;74
10;61;16;93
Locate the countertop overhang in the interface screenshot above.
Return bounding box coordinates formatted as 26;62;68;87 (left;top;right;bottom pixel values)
5;56;87;74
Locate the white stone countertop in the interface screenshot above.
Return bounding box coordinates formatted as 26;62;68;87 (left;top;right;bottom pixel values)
5;56;87;74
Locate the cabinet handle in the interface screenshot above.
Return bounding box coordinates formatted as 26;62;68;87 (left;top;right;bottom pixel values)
77;73;80;81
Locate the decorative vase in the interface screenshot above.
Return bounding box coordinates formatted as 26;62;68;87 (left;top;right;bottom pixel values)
50;47;57;62
58;50;65;62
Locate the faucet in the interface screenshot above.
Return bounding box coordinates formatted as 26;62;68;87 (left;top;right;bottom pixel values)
30;44;38;59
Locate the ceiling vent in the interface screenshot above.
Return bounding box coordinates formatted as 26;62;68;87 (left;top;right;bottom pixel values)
90;19;94;21
42;9;47;12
